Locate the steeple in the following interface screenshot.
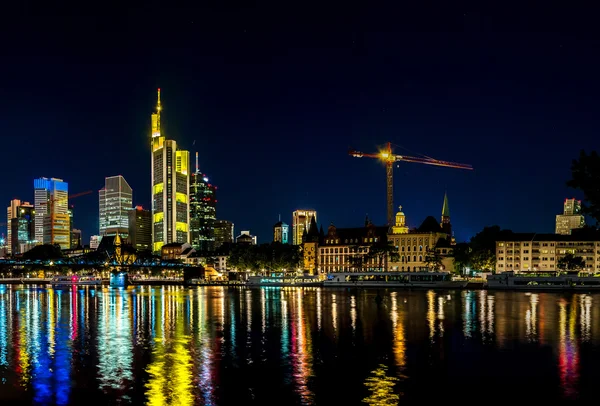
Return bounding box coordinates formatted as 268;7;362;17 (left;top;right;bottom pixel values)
440;192;452;236
442;191;450;218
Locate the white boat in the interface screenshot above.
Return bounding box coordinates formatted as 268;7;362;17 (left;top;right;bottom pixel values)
51;275;103;286
323;271;468;288
486;271;600;290
246;274;322;287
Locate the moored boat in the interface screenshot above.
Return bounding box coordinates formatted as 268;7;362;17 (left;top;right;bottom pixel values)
486;271;600;290
323;271;468;288
246;274;322;287
51;275;102;286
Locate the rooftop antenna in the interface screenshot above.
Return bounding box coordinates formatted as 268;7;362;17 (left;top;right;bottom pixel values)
195;152;199;173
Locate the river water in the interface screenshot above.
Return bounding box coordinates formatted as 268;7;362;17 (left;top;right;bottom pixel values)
0;285;596;404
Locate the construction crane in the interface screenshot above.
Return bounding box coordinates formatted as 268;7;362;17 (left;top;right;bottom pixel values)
349;141;473;226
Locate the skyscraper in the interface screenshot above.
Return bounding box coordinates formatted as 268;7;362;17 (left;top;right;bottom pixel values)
34;177;70;249
10;202;34;255
273;217;289;244
99;175;133;238
556;198;585;235
151;89;190;252
190;153;217;252
128;206;152;252
292;210;317;245
6;199;23;254
214;220;234;249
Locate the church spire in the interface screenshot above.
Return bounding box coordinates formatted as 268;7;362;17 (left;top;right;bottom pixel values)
442;191;450;218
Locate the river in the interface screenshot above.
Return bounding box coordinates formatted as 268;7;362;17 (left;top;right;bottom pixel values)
0;285;596;404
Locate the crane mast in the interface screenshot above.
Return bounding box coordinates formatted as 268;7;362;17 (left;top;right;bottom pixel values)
349;141;473;226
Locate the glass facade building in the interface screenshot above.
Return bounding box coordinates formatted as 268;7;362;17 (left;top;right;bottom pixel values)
99;175;133;238
34;177;70;249
190;168;216;251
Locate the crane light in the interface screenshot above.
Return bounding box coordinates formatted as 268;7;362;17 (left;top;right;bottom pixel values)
380;152;390;159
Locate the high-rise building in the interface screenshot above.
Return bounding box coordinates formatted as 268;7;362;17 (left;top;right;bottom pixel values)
292;210;317;245
128;206;152;252
214;220;234;249
7;199;23;254
99;175;133;238
10;202;35;255
190;153;217;252
273;217;289;244
556;198;585;235
151;89;190;252
90;235;101;250
34;177;70;249
70;229;82;249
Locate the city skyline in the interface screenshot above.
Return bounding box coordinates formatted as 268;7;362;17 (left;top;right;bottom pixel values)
2;10;599;245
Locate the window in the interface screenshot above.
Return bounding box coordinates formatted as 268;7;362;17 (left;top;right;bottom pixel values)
524;250;529;254
413;256;416;262
419;245;423;251
419;255;422;262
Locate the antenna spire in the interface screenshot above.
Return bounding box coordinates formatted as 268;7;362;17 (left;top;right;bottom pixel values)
195;152;199;173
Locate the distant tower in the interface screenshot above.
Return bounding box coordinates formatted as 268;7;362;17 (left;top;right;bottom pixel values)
303;215;320;275
440;192;451;236
273;215;289;244
292;210;317;245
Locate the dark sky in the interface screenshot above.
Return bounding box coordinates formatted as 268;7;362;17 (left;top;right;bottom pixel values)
1;4;599;244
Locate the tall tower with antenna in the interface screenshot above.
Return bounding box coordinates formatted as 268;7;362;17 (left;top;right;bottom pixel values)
150;88;190;252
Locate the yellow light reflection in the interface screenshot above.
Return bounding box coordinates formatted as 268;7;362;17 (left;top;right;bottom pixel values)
426;291;435;340
390;292;406;368
525;293;538;341
350;295;357;334
363;364;399;405
580;295;591;342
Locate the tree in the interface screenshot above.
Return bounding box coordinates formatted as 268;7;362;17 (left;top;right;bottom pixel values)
468;226;513;272
567;150;600;224
228;243;301;272
557;253;586;271
424;250;443;271
452;242;472;273
366;241;400;271
23;244;64;261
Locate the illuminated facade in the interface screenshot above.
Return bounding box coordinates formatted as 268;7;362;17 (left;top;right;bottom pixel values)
9;202;35;255
128;206;152;251
7;199;29;254
388;205;454;272
214;220;234;248
90;235;101;250
556;198;585;235
34;177;70;249
190;153;217;252
236;230;257;245
99;175;132;238
496;230;600;272
151;89;190;252
292;210;317;245
273;218;289;244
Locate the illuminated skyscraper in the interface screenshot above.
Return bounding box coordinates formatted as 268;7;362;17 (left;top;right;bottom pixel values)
273;216;289;244
190;152;217;251
292;210;317;245
6;199;24;254
34;177;70;249
9;202;34;255
151;89;190;252
99;175;133;238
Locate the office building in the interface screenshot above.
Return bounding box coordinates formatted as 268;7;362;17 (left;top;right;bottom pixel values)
496;230;600;272
214;220;234;249
34;177;70;249
70;229;82;249
151;88;190;252
10;202;35;255
388;205;454;272
90;235;101;250
273;217;289;244
236;230;257;245
190;153;217;251
7;199;29;254
99;175;132;238
292;210;317;245
128;206;152;252
556;198;585;235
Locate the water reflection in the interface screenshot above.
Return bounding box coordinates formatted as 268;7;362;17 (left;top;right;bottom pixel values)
1;286;600;403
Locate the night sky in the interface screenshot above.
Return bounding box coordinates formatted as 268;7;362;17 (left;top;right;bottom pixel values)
1;5;599;244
